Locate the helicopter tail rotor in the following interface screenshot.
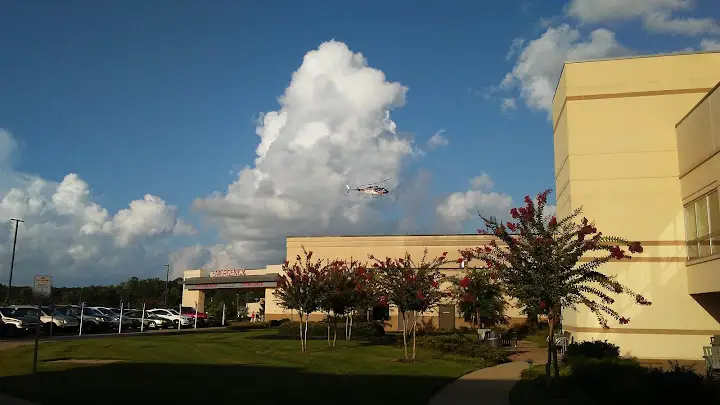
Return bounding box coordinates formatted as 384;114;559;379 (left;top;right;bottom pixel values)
345;184;351;193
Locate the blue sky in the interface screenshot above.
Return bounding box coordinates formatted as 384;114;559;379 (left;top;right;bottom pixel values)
1;0;719;286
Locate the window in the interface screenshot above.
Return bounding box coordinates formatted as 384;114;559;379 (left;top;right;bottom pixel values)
12;308;38;318
684;189;720;260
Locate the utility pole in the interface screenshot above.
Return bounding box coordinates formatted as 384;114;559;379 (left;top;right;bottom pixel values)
5;218;23;305
164;264;170;307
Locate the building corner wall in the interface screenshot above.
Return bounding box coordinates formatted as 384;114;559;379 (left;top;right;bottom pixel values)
554;53;720;360
182;269;206;312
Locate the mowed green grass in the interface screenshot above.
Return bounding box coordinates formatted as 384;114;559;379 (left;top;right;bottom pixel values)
0;331;486;405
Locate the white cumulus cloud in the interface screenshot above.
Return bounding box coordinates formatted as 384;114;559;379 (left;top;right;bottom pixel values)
496;0;719;114
177;40;442;272
500;24;633;114
436;173;513;231
0;129;194;285
701;38;720;50
566;0;720;36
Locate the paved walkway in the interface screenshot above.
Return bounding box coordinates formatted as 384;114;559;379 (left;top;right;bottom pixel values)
427;342;547;405
0;393;36;405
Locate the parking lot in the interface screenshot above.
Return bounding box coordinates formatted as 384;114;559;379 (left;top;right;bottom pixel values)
0;304;218;340
0;325;231;351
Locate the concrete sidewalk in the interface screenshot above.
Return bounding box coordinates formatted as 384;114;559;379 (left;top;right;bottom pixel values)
427;342;547;405
0;393;36;405
427;361;528;405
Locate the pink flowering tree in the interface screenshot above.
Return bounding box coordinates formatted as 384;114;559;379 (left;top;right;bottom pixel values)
459;189;652;378
318;259;361;347
347;262;379;339
370;249;451;361
274;247;326;352
449;268;508;328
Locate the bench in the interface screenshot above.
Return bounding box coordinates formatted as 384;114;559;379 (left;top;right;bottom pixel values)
703;346;720;377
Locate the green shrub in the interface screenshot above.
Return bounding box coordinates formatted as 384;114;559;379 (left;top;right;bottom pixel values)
513;359;720;405
520;362;572;380
563;340;620;369
268;318;291;327
412;333;509;363
277;321;385;338
226;321;271;331
568;360;720;404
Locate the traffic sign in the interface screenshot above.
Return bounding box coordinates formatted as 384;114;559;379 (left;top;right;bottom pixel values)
33;275;52;299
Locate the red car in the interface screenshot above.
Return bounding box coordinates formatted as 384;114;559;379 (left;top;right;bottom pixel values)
181;306;208;324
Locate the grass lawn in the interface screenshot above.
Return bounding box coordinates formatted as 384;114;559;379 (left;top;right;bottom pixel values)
0;330;492;405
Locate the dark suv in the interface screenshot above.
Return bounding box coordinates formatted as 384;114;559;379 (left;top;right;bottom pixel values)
55;305;112;334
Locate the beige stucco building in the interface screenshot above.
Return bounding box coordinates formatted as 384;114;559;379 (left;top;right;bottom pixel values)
182;235;526;332
554;50;720;360
182;50;720;361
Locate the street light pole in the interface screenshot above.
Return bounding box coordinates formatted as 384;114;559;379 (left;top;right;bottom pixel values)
5;218;23;304
164;264;170;307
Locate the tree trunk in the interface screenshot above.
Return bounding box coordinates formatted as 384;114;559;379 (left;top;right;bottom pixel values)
305;316;310;351
333;316;338;347
348;313;353;340
546;313;556;378
345;312;352;340
401;311;409;360
299;312;305;352
366;307;371;322
411;312;418;362
552;310;561;377
325;312;330;347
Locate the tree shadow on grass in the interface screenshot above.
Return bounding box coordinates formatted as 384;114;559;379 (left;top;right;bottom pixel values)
0;362;515;405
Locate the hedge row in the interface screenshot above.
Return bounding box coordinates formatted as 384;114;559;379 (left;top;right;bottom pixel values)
277;321;385;338
226;321;272;331
411;333;509;363
515;340;720;404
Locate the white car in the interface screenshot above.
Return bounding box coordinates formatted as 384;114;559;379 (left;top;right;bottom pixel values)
146;308;192;326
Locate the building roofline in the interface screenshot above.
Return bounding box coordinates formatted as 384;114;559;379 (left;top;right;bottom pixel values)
552;50;720;104
676;80;720;128
285;234;499;239
565;49;720;65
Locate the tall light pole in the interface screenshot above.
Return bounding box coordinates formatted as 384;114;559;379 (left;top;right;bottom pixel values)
164;264;170;308
5;218;23;304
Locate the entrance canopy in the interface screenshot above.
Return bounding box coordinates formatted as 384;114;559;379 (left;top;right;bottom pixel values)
183;273;280;291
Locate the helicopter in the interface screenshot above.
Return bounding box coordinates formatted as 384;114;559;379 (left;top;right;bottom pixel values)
345;178;392;196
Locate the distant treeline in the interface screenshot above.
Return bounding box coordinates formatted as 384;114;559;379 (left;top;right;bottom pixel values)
0;277;184;308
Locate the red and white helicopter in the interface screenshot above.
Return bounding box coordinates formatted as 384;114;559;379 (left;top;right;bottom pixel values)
346;178;392;197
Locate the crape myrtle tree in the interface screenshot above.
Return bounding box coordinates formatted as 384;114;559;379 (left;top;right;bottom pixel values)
318;259;361;347
370;249;451;361
459;189;652;378
346;261;377;340
449;267;508;328
274;247;326;352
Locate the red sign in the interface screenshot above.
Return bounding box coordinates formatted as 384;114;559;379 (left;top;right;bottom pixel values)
189;281;276;290
209;269;247;278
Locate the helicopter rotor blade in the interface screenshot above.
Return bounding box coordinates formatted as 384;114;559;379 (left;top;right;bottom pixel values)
359;177;393;187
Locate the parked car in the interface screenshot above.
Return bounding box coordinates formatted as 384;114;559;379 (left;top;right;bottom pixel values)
181;306;208;326
146;308;192;327
55;305;111;334
8;305;79;334
90;307;139;330
0;307;38;337
122;309;173;330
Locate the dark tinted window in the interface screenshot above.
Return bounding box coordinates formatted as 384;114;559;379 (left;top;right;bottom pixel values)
11;308;38;318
